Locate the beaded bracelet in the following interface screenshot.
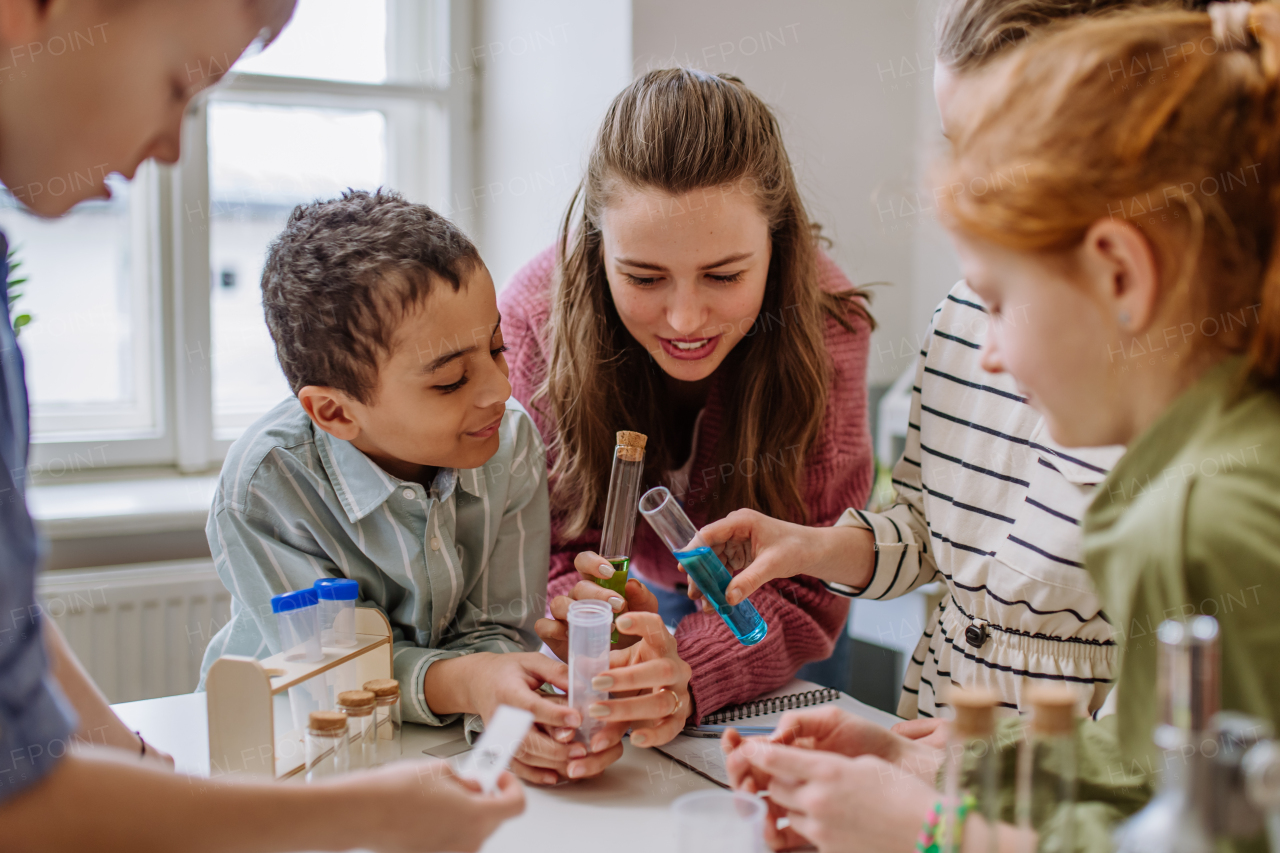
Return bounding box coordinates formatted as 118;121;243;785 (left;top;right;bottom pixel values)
916;793;977;853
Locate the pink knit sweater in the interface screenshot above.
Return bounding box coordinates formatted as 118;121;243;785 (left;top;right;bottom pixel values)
499;245;874;721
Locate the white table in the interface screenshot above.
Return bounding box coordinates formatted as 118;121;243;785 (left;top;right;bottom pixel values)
113;692;718;852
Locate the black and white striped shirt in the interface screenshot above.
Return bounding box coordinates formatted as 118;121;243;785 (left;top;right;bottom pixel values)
834;282;1122;719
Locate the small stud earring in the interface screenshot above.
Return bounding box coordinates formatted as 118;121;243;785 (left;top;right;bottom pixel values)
1118;310;1131;326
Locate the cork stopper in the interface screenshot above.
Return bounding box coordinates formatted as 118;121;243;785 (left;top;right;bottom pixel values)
950;687;998;738
308;710;347;733
337;689;376;710
616;431;648;463
363;678;400;698
1027;686;1077;736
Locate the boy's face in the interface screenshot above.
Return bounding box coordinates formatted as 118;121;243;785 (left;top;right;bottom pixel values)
347;264;513;481
0;0;287;216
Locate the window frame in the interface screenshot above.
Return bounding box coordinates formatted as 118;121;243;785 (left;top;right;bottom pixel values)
28;0;472;478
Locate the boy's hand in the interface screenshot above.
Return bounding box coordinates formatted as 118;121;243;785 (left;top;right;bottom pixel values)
696;510;875;607
534;550;659;660
464;652;624;786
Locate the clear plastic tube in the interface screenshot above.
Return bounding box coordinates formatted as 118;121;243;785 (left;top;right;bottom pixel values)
568;599;612;746
638;486;767;646
272;589;322;662
314;578;359;647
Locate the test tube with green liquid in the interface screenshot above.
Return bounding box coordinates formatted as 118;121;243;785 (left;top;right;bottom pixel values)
596;430;647;642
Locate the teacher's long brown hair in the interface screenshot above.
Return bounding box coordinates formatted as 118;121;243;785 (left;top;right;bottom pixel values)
536;68;872;539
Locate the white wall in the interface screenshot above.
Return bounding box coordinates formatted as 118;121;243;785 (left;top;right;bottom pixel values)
631;0;925;386
909;0;963;362
473;0;963;389
472;0;633;290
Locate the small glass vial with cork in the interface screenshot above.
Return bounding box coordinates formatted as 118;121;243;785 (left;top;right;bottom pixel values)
1014;685;1078;853
305;710;349;782
363;678;402;765
596;430;647;642
943;687;1000;853
336;690;377;770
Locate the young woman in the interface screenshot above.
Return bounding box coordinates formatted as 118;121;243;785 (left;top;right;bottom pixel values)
724;4;1280;852
499;68;875;749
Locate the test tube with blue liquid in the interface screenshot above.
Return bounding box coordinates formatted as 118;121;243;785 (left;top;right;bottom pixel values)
638;486;768;646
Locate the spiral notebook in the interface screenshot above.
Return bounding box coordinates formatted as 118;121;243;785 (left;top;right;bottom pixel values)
653;679;902;788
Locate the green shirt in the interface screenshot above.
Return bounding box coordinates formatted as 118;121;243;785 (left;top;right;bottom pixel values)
984;357;1280;852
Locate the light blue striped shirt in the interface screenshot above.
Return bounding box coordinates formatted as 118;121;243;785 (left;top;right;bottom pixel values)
198;396;550;727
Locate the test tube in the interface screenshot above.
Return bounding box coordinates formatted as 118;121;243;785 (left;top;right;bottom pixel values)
597;430;647;642
363;678;402;765
638;487;767;646
314;578;359;647
568;599;612;746
271;589;323;662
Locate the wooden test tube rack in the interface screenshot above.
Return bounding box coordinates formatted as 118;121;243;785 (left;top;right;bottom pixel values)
206;607;393;779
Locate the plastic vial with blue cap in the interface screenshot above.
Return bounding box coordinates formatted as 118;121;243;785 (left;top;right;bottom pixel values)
639;486;768;646
314;578;359;647
271;588;323;662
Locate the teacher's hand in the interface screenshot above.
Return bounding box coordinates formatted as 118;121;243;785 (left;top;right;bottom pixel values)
534;550;659;661
583;611;692;749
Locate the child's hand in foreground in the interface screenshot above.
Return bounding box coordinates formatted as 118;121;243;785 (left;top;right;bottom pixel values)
352;759;524;853
891;716;949;749
730;741;935;853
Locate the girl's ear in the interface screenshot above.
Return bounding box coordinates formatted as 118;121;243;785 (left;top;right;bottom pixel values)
298;386;362;442
1078;217;1160;333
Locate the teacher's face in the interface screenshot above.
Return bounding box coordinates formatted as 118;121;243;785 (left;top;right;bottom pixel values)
599;184;771;384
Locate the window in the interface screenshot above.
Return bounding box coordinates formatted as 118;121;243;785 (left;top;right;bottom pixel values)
0;174;159;440
208;103;387;437
23;0;472;476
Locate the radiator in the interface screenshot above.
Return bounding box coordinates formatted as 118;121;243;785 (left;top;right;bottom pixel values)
36;559;232;704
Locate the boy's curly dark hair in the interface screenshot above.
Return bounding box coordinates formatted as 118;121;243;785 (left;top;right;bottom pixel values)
261;188;480;404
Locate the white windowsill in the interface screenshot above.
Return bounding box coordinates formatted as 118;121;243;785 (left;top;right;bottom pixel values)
28;475;217;540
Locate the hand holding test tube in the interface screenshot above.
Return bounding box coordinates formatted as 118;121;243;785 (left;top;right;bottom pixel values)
639;487;768;646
